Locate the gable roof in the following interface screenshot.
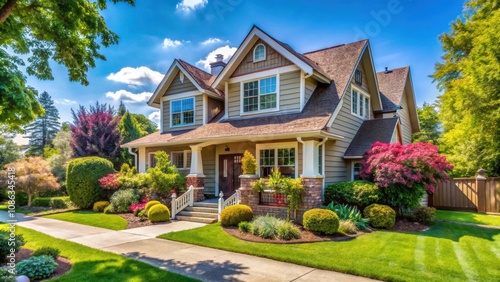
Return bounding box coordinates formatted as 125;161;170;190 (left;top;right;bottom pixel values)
377;66;409;112
344;117;399;157
177;59;223;96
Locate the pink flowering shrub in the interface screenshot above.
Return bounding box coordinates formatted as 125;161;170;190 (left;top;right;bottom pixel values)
98;173;120;190
360;142;453;209
130;197;149;213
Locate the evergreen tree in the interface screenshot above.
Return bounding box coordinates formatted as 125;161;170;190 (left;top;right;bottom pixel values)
47;123;73;186
120;111;142;143
117;101;127;116
132;113;158;134
25;92;60;156
0;126;22;167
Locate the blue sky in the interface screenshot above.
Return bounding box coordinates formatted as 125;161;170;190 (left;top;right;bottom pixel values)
17;0;465;143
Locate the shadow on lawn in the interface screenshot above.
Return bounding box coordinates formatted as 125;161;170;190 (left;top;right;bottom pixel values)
420;221;500;242
123;251;249;282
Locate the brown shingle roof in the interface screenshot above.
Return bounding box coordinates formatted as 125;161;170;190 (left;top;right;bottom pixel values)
376;67;409;111
177;59;224;97
344;117;399;157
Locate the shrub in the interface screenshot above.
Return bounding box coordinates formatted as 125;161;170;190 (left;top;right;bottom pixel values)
324;202;370;230
413;206;436;224
138;209;148;221
110;189;140;213
66;156;115;208
147;204;170;222
146;151;186;194
32;247;60;260
93;201;110;212
276;220;301;240
0;266;16;282
241;150;257;174
338;220;357;235
133;207;143;216
49;196;73;209
220;204;253;227
103;204;116;214
364;204;396;229
250;215;300;240
16;255;57;280
32;197;51;207
15;191;28;206
238;221;252;233
324;181;379;208
303;208;340;235
144;200;161;211
0;230;24;263
98;173;120;190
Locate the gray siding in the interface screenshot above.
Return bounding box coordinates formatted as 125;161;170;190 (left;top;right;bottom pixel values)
279;71;301;113
164;71;198;95
228;82;240;119
398;91;412;144
231;39;292;77
162;95;203;132
304;76;317;106
202;146;216;194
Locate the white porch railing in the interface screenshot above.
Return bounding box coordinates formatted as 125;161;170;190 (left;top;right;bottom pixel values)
218;190;241;221
171;185;194;219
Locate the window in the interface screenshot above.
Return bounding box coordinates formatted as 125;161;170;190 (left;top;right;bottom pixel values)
148;153;158;169
258;146;296;178
171;98;194;126
318;145;323;175
243;76;277;113
355;70;363;85
353;162;362;180
253;44;266;62
171;151;191;170
351;88;370;119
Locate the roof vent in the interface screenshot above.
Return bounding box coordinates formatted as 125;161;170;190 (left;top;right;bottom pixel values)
209;54;226;76
384;67;389;73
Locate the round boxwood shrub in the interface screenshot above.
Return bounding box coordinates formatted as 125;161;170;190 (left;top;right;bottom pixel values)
364;204;396;229
93;201;110;212
324;180;379;208
16;255;57;280
66;157;115;208
32;247;60;260
147;204;170;222
303;208;340;234
0;231;24;263
220;204;253;227
144;200;161;211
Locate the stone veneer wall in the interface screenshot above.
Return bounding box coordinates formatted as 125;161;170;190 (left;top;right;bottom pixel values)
186;176;205;202
238;175;323;223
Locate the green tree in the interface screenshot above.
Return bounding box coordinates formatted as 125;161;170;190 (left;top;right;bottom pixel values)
132;114;158;134
433;0;500;177
0;126;22;167
25;91;60;156
119;111;141;143
117;101;127;116
412;102;441;144
47;123;72;186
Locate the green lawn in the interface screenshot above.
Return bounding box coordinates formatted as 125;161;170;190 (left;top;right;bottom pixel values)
0;204;31;214
0;224;196;282
159;222;500;282
43;211;128;230
436;210;500;226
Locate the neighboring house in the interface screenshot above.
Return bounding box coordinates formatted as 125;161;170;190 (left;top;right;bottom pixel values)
122;26;420;202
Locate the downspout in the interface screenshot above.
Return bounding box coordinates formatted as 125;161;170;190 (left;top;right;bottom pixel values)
316;138;328;201
128;147;138;169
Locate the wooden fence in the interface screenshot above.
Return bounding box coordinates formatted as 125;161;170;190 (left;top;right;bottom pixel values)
430;173;500;214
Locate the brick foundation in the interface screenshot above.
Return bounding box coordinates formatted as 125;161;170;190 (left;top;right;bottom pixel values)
186;175;205;202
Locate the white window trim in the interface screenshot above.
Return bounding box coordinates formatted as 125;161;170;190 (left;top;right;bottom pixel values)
170;150;191;170
351;161;361;181
256;142;298;178
253;43;266;62
240;74;280;116
170;97;196;128
351;84;370;120
147;152;156;169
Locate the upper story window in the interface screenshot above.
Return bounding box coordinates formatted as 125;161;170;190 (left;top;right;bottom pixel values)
171;98;194;127
253;44;266;62
351;88;370;119
355;70;362;85
243;76;277;113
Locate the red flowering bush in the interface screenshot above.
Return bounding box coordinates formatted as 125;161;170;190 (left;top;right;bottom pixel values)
98;173;120;190
360;142;453;210
129;197;149;213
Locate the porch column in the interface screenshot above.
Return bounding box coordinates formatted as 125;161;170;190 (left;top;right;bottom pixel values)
301;139;320;177
138;147;146;173
187;145;205;202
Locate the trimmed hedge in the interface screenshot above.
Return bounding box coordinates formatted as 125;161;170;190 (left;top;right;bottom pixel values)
364;204;396;229
93;201;110;212
413;206;436;224
32;197;51;207
324;180;379;208
303;208;340;235
49;196;73;209
144;200;161;211
220;204;253;227
148;204;170;222
66;157;115;208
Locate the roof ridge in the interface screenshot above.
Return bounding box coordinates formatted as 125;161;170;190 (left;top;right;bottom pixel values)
376;66;410;75
177;58;214;78
303;39;368;55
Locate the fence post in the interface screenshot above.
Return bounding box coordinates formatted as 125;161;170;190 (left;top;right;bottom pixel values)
171;192;177;219
476;169;487;213
218;191;224;221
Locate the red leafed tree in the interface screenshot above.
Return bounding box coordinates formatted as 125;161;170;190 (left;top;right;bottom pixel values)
360;142;453;209
70;102;121;163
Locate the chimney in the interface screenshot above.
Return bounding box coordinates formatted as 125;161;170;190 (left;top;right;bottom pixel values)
209;54;226;76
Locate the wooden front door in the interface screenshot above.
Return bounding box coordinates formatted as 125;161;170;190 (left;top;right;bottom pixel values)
219;154;243;197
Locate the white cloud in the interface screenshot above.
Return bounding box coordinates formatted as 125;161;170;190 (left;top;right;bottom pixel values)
148;111;161;125
54;99;77;106
162;38;183;49
106;90;153;104
196;45;237;71
107;66;163;86
176;0;208;13
201;38;222;45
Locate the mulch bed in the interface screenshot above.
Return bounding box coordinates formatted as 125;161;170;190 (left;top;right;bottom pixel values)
15;248;72;281
224;218;429;244
118;213;152;229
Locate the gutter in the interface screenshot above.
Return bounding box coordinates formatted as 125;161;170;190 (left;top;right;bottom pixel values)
128;147;138;168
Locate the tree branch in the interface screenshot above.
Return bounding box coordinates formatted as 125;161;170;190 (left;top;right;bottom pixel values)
0;0;17;24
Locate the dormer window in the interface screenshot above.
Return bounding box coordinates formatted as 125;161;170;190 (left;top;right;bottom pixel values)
253;44;266;62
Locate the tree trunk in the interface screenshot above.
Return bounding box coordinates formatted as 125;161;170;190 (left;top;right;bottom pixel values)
27;193;32;208
0;0;17;24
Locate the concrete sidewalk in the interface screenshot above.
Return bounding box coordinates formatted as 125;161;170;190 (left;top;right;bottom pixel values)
1;211;376;282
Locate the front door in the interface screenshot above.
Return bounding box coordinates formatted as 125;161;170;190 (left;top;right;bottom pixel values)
219;154;243;197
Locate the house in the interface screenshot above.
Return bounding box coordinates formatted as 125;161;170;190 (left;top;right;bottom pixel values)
122;26;419;215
